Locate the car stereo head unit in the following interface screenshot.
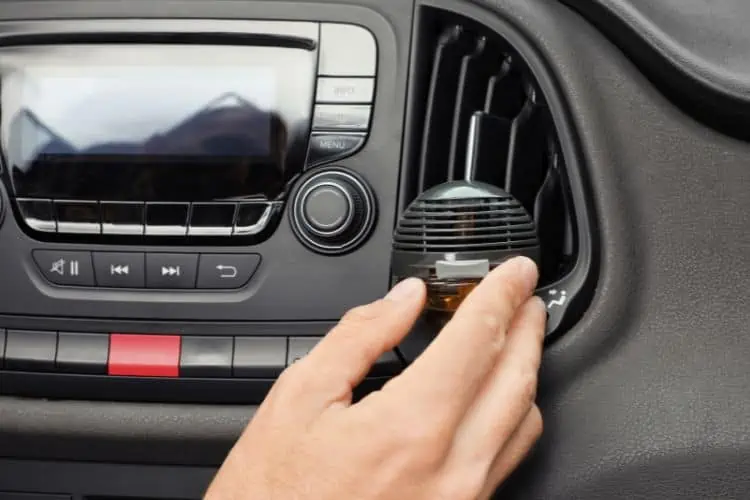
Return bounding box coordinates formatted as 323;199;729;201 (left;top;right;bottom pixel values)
0;17;393;405
0;21;377;243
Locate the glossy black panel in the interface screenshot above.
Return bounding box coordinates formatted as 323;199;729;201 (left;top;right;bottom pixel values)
0;43;317;202
54;201;98;223
100;201;144;235
16;198;55;231
189;203;237;235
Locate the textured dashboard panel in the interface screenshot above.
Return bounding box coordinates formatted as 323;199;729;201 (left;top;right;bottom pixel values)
0;398;253;465
461;0;750;498
1;1;750;500
560;0;750;140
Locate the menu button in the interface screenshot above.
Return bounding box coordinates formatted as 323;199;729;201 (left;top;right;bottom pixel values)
307;133;366;166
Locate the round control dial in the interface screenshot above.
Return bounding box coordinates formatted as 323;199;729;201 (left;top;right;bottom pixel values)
291;168;376;255
302;182;354;236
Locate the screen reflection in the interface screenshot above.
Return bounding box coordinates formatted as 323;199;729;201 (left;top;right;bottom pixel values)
9;94;288;201
0;45;317;202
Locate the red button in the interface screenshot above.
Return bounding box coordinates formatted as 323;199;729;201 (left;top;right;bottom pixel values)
108;334;181;377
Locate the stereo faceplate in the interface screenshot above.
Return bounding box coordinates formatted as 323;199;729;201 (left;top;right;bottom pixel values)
0;13;403;321
0;20;377;244
0;8;405;406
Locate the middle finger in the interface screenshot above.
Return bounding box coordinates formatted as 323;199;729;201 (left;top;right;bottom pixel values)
386;257;539;429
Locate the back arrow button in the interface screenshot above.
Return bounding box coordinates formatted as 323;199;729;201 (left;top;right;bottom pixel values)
198;254;261;289
216;265;239;279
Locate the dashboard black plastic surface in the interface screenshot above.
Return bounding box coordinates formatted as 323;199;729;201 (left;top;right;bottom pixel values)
1;0;750;499
561;0;750;140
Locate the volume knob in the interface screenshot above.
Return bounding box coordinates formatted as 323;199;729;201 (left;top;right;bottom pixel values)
291;168;376;255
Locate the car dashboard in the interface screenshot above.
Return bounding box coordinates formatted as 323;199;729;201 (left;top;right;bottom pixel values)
1;0;749;499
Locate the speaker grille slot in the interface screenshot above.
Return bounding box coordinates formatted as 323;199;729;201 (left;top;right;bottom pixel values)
394;192;538;252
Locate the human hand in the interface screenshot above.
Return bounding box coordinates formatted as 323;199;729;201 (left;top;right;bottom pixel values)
206;256;546;500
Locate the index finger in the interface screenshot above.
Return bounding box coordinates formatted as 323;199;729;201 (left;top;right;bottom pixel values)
388;256;539;425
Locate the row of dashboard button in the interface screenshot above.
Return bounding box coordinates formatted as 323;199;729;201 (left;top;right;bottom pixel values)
17;199;277;236
32;250;261;289
0;331;402;379
309;75;374;166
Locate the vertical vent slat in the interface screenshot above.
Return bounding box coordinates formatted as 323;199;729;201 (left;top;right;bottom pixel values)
417;26;473;193
533;154;566;279
465;112;512;186
504;95;548;214
484;59;526;119
447;37;497;181
554;148;577;262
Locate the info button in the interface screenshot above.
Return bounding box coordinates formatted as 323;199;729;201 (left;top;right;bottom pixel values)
197;254;261;289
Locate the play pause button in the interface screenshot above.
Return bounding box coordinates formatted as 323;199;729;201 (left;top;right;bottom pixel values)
146;253;198;289
33;250;95;287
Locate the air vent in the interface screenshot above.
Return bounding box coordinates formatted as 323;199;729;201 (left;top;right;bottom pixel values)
395;6;597;341
401;7;577;287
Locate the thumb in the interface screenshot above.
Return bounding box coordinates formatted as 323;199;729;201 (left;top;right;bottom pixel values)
300;278;426;399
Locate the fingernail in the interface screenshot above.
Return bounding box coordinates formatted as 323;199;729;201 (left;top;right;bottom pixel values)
385;278;423;302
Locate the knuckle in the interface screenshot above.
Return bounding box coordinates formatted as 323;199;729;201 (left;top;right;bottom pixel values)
264;367;306;408
518;368;539;404
452;301;510;343
435;470;487;500
360;400;454;474
273;364;305;392
476;308;502;333
275;360;349;402
329;324;388;366
392;416;451;466
401;421;442;449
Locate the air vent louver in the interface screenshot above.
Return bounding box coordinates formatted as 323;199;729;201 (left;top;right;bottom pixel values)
401;8;577;287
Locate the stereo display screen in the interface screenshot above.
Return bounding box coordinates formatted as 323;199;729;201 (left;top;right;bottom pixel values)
14;68;277;158
0;44;317;201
